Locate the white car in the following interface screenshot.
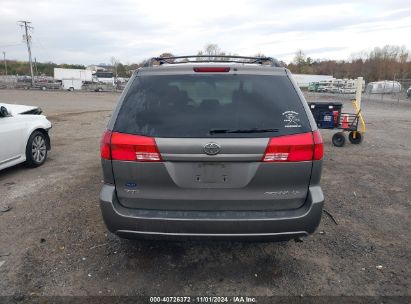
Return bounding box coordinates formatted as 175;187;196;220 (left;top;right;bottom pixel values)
0;103;51;171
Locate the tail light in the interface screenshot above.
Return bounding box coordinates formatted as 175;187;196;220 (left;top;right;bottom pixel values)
312;130;324;160
100;131;162;162
262;131;324;162
100;130;112;160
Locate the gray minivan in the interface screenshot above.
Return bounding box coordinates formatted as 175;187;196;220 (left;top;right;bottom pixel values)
100;56;324;241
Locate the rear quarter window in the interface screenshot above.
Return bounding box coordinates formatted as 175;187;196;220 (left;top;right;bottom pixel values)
114;74;311;138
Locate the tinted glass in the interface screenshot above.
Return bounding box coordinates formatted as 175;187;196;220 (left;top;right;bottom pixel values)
114;74;310;138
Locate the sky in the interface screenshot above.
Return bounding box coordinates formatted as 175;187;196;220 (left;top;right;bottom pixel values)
1;0;411;65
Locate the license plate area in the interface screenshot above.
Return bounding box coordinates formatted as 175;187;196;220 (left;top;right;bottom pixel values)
196;163;229;183
163;162;260;189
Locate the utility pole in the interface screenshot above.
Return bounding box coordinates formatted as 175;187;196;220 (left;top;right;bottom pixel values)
18;20;34;86
2;51;7;76
34;57;38;76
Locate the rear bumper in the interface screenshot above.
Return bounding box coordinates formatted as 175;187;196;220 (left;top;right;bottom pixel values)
99;185;324;241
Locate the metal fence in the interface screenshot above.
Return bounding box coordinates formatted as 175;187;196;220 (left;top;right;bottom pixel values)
303;78;411;104
397;78;411;98
362;78;411;103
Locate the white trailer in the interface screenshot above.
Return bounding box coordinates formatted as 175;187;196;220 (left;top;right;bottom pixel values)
366;81;402;94
291;74;334;88
62;79;83;91
54;68;92;82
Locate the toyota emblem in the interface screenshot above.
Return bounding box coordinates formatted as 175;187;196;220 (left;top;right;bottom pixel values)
203;142;221;155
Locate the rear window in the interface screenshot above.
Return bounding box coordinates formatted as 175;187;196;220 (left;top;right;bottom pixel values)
114;74;310;138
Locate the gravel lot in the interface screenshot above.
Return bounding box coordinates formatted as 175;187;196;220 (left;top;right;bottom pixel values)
0;89;410;298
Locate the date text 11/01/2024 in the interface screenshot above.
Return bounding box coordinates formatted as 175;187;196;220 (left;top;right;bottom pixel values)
149;296;257;303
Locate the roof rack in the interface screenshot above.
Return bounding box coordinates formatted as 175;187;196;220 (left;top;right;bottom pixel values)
143;55;281;67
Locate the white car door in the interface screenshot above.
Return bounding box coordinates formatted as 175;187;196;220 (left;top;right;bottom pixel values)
0;111;27;165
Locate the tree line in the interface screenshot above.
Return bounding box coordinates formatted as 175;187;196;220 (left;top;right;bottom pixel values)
0;61;86;77
1;44;410;82
288;45;411;82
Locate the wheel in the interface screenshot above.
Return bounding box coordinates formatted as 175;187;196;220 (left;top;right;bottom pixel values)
41;86;46;91
349;131;362;144
0;106;9;117
26;131;48;167
332;132;346;147
98;87;103;92
69;87;74;91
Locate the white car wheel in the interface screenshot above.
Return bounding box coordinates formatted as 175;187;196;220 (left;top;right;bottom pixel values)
26;131;48;167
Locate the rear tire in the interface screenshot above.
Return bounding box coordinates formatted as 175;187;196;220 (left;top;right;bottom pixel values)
332;132;346;147
41;86;46;91
349;131;362;144
69;87;74;92
26;130;48;167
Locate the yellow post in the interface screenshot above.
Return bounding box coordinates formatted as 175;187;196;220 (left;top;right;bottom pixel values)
355;77;363;109
351;77;366;136
352;100;366;134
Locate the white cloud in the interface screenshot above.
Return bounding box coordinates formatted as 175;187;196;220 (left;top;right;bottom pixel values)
0;0;410;64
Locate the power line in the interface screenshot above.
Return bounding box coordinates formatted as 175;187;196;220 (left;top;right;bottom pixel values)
18;20;35;86
0;43;22;48
32;36;54;62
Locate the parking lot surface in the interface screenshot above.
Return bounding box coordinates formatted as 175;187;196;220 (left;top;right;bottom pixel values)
0;89;410;297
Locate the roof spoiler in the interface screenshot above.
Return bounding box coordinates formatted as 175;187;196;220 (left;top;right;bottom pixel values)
143;55;281;67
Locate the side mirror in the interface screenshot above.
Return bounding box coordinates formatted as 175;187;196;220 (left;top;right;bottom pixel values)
0;106;9;117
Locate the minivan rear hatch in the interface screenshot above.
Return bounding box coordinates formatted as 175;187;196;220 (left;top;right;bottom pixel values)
108;68;318;211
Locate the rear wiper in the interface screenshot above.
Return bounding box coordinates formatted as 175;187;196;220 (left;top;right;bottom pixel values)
209;128;279;134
